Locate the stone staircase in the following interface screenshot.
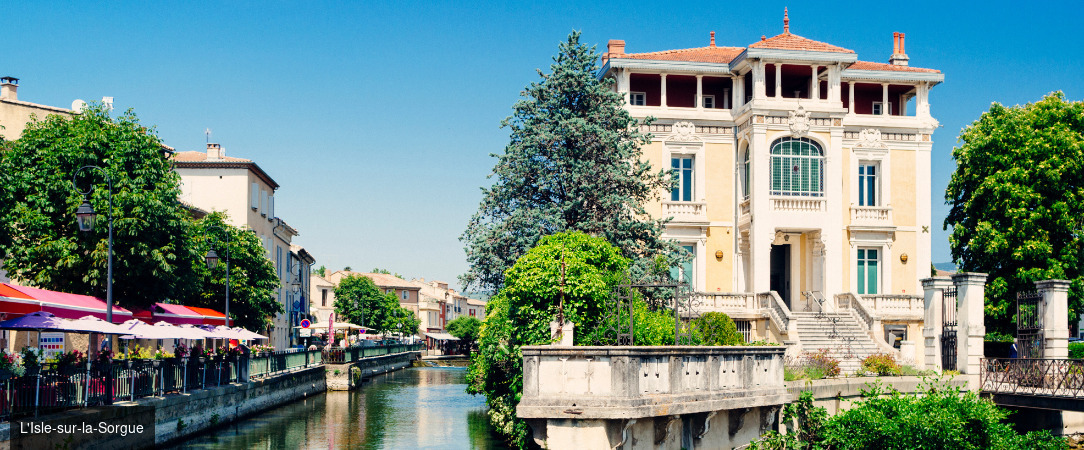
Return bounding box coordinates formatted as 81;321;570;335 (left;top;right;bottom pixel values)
791;311;883;374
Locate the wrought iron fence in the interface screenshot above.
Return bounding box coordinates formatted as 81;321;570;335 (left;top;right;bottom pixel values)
981;358;1084;397
594;281;696;346
1017;290;1044;358
320;344;421;364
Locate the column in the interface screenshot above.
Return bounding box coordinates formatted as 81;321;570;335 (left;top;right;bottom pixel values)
733;75;744;107
620;69;631;105
660;74;668;109
774;64;782;98
810;65;819;100
1037;279;1071;359
749;128;770;293
881;83;889;115
753;62;766;100
921;277;953;371
848;82;855;113
917;82;930;117
827;65;840;105
696;75;703;111
953;272;988;375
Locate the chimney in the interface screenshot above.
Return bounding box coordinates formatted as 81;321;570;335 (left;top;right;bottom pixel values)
604;39;625;63
1;77;18;101
889;32;910;66
710;31;716;47
206;143;223;160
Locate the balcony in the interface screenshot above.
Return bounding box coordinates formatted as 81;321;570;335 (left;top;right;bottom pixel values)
850;206;893;227
663;201;707;223
771;197;825;212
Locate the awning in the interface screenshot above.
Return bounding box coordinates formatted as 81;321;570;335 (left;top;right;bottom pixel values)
140;303;207;325
0;283;133;323
184;306;232;326
424;332;459;341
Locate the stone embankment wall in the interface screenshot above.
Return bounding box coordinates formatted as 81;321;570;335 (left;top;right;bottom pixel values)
326;351;418;390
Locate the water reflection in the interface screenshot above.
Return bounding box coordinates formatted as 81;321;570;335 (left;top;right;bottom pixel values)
172;367;507;449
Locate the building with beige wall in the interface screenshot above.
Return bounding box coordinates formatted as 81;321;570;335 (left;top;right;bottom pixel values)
603;14;939;363
0;77;76;141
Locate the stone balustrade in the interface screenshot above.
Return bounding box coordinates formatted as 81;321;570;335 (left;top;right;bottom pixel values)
663;201;707;222
770;197;825;212
850;206;892;224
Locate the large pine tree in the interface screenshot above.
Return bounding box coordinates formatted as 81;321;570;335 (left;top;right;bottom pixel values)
460;31;675;293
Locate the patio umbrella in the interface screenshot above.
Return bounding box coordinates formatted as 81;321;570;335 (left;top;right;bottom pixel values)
229;327;267;340
153;321;212;340
0;311;72;331
69;315;130;335
198;325;240;339
117;319;180;340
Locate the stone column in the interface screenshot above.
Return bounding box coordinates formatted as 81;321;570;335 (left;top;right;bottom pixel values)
696;75;703;111
810;65;819;99
848;81;855;113
1036;279;1071;359
953;272;987;375
881;83;889;115
774;64;782;98
921;277;952;370
660;74;668;109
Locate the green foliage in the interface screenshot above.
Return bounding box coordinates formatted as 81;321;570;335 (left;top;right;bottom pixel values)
467;231;631;448
447;316;482;344
460;31;676;294
371;267;405;279
0;104;194;310
859;353;902;376
185;212;282;331
786;349;841;381
985;331;1016;342
945;92;1084;333
1070;342;1084;359
333;274;417;336
692;312;744;346
312;265;326;277
753;381;1067;450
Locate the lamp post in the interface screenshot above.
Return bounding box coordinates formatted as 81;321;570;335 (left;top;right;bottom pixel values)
204;226;230;327
73;166;114;332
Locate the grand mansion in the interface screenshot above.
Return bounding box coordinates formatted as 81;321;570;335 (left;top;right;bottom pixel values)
606;12;942;364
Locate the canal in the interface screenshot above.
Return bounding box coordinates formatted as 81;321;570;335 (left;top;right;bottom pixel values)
171;366;508;449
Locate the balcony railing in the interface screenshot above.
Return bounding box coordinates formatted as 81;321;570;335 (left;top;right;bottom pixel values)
663;201;707;222
850;206;892;225
859;294;923;319
771;197;825;212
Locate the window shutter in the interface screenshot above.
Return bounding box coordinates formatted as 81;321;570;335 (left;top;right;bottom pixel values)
251;183;259;210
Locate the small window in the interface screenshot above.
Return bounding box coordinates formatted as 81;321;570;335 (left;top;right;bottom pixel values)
858;164;877;206
670;244;695;286
321;289;328;307
671;157;694;202
872;102;893;115
630;92;646;106
402;291;408;300
702;95;715;109
735;320;752;342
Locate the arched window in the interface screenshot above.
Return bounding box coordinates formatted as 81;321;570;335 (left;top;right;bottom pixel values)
770;137;824;196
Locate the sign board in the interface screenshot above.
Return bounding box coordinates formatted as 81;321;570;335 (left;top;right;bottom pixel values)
40;332;64;360
293;300;301;311
300;319;311;329
299;328;312;338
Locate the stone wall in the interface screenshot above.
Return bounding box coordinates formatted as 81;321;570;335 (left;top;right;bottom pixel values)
326;351;418;391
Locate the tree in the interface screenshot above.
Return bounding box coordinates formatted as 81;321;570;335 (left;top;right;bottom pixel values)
371;267;406;279
185;212;282;332
0;105;194;310
693;312;744;346
446;316;481;345
333;274;399;335
944;93;1084;333
460;31;676;294
312;265;326;277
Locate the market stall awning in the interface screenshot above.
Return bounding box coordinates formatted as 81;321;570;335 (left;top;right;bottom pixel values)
185;306;232;326
0;283;133;323
140;303;207;325
424;332;459;341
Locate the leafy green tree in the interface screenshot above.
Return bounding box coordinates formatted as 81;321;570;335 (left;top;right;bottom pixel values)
0;105;194;310
446;316;482;345
333;274;399;335
945;93;1084;332
386;305;421;337
467;231;632;448
185;212;282;332
312;265;326;277
693;312;744;345
460;31;675;294
371;267;405;279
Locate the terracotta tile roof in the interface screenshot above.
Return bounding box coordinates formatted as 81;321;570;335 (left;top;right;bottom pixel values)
848;60;940;73
748;32;854;53
172;151;252;163
620;45;745;64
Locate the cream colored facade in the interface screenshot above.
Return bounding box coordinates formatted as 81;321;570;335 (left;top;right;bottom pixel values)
604;22;940;349
0;77;75;141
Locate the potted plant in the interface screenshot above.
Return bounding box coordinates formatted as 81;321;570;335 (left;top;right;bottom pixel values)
21;347;41;377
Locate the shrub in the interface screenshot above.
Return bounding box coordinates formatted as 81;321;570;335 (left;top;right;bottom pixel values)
692;312;744;345
1069;342;1084;359
802;349;841;378
860;353;902;376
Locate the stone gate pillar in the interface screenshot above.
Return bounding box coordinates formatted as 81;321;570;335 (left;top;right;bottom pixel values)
1036;279;1071;359
954;272;987;375
921;276;952;370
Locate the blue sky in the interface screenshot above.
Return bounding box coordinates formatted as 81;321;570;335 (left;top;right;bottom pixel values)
6;1;1083;289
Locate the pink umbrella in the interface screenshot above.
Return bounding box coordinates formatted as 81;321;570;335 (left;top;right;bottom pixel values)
197;325;239;339
229;327;267;340
70;315;129;334
117;319;179;340
154;322;212;340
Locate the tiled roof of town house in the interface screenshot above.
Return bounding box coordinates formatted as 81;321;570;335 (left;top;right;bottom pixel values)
171;151;252;163
848;60;940;73
748;32;854;54
172;150;280;189
621;45;746;64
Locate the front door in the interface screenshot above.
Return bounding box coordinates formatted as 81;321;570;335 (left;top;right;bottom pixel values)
770;244;790;308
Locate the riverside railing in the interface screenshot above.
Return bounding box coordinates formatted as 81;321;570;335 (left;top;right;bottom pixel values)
0;349;326;422
981;358;1084;398
321;343;422;364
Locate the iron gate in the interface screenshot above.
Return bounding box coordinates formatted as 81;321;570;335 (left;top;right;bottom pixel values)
941;287;958;371
1017;290;1044;358
595;279;697;346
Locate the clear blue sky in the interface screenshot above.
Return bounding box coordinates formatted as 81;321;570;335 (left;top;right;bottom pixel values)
6;1;1083;289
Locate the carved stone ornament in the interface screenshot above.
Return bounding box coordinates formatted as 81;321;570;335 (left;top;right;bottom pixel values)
856;128;888;149
788;106;810;136
667;122;699;142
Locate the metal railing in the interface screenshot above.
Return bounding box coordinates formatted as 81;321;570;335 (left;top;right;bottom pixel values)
981;358;1084;398
321;343;423;364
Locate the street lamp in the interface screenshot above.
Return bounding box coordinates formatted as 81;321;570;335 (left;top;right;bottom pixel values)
204;226;230;326
72;166;114;331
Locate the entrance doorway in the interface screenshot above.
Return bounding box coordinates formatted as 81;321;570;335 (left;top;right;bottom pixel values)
770;244;790;308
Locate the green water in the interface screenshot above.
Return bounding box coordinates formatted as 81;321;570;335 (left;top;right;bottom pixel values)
172;367;508;449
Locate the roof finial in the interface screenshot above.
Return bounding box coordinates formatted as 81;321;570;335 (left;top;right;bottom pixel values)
783;7;790;34
710;31;716;47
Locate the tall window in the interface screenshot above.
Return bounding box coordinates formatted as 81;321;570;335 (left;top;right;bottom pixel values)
671;157;694;201
857;248;879;294
741;149;750;199
321;289;328;307
670;245;695;286
770;137;824;197
858;164;877;206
